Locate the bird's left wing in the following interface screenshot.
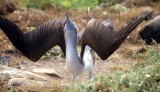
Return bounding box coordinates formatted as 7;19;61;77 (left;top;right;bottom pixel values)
81;11;154;60
0;16;66;61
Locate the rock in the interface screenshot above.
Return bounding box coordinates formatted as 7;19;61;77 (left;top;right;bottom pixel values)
0;56;11;67
33;68;62;78
21;61;27;64
0;66;49;87
0;74;6;81
34;63;41;66
7;78;45;87
1;69;18;76
17;65;25;69
0;67;46;80
16;71;46;81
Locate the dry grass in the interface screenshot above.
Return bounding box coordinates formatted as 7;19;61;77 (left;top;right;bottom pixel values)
109;65;130;71
0;75;10;92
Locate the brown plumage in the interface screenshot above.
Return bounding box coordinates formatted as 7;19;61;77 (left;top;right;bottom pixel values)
0;16;66;61
139;15;160;44
81;11;154;60
0;10;153;62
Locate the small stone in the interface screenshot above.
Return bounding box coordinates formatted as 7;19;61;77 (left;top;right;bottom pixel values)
7;78;45;87
34;63;41;66
21;61;27;64
33;68;62;78
17;65;25;70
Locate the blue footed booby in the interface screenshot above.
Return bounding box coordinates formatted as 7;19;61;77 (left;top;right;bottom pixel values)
0;10;153;83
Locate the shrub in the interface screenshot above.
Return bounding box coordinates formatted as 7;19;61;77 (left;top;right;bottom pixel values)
11;0;98;10
59;43;160;91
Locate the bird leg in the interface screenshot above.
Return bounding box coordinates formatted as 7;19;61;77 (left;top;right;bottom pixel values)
72;74;75;85
89;71;92;83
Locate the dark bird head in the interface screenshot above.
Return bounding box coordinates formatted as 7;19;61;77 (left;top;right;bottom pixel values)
141;10;152;21
139;24;160;44
139;15;160;44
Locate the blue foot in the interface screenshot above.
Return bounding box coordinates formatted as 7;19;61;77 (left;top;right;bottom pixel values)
72;74;75;85
89;71;92;83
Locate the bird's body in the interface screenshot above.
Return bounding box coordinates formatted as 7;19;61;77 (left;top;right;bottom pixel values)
139;15;160;44
65;32;84;76
64;11;95;82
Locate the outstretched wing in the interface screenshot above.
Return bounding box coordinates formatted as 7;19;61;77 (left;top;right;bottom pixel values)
0;16;66;61
81;11;154;60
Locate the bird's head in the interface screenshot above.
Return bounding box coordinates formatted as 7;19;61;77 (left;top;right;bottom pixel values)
64;9;78;38
139;25;157;44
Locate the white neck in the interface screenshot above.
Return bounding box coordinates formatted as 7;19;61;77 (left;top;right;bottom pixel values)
65;36;80;63
64;31;85;76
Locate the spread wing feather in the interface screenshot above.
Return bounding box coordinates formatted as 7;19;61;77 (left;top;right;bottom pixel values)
81;11;153;60
0;16;66;61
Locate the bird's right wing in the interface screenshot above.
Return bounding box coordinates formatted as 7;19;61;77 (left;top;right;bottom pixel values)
0;16;66;61
81;11;154;60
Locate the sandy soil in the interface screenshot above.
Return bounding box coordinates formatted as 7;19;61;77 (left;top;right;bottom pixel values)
9;43;140;85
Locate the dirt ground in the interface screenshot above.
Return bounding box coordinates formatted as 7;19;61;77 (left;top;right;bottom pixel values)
0;1;160;91
1;43;139;91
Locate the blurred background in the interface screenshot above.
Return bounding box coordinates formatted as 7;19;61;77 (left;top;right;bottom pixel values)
0;0;159;48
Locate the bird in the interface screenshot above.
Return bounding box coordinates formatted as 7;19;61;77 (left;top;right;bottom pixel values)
0;10;153;83
81;11;153;60
64;9;96;83
0;56;11;68
139;15;160;45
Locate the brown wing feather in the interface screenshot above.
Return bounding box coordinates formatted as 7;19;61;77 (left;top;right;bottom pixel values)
0;16;66;61
81;11;154;60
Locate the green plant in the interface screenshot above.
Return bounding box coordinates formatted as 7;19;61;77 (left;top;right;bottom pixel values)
111;4;130;13
57;43;160;91
98;0;118;4
42;46;64;60
11;0;98;10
